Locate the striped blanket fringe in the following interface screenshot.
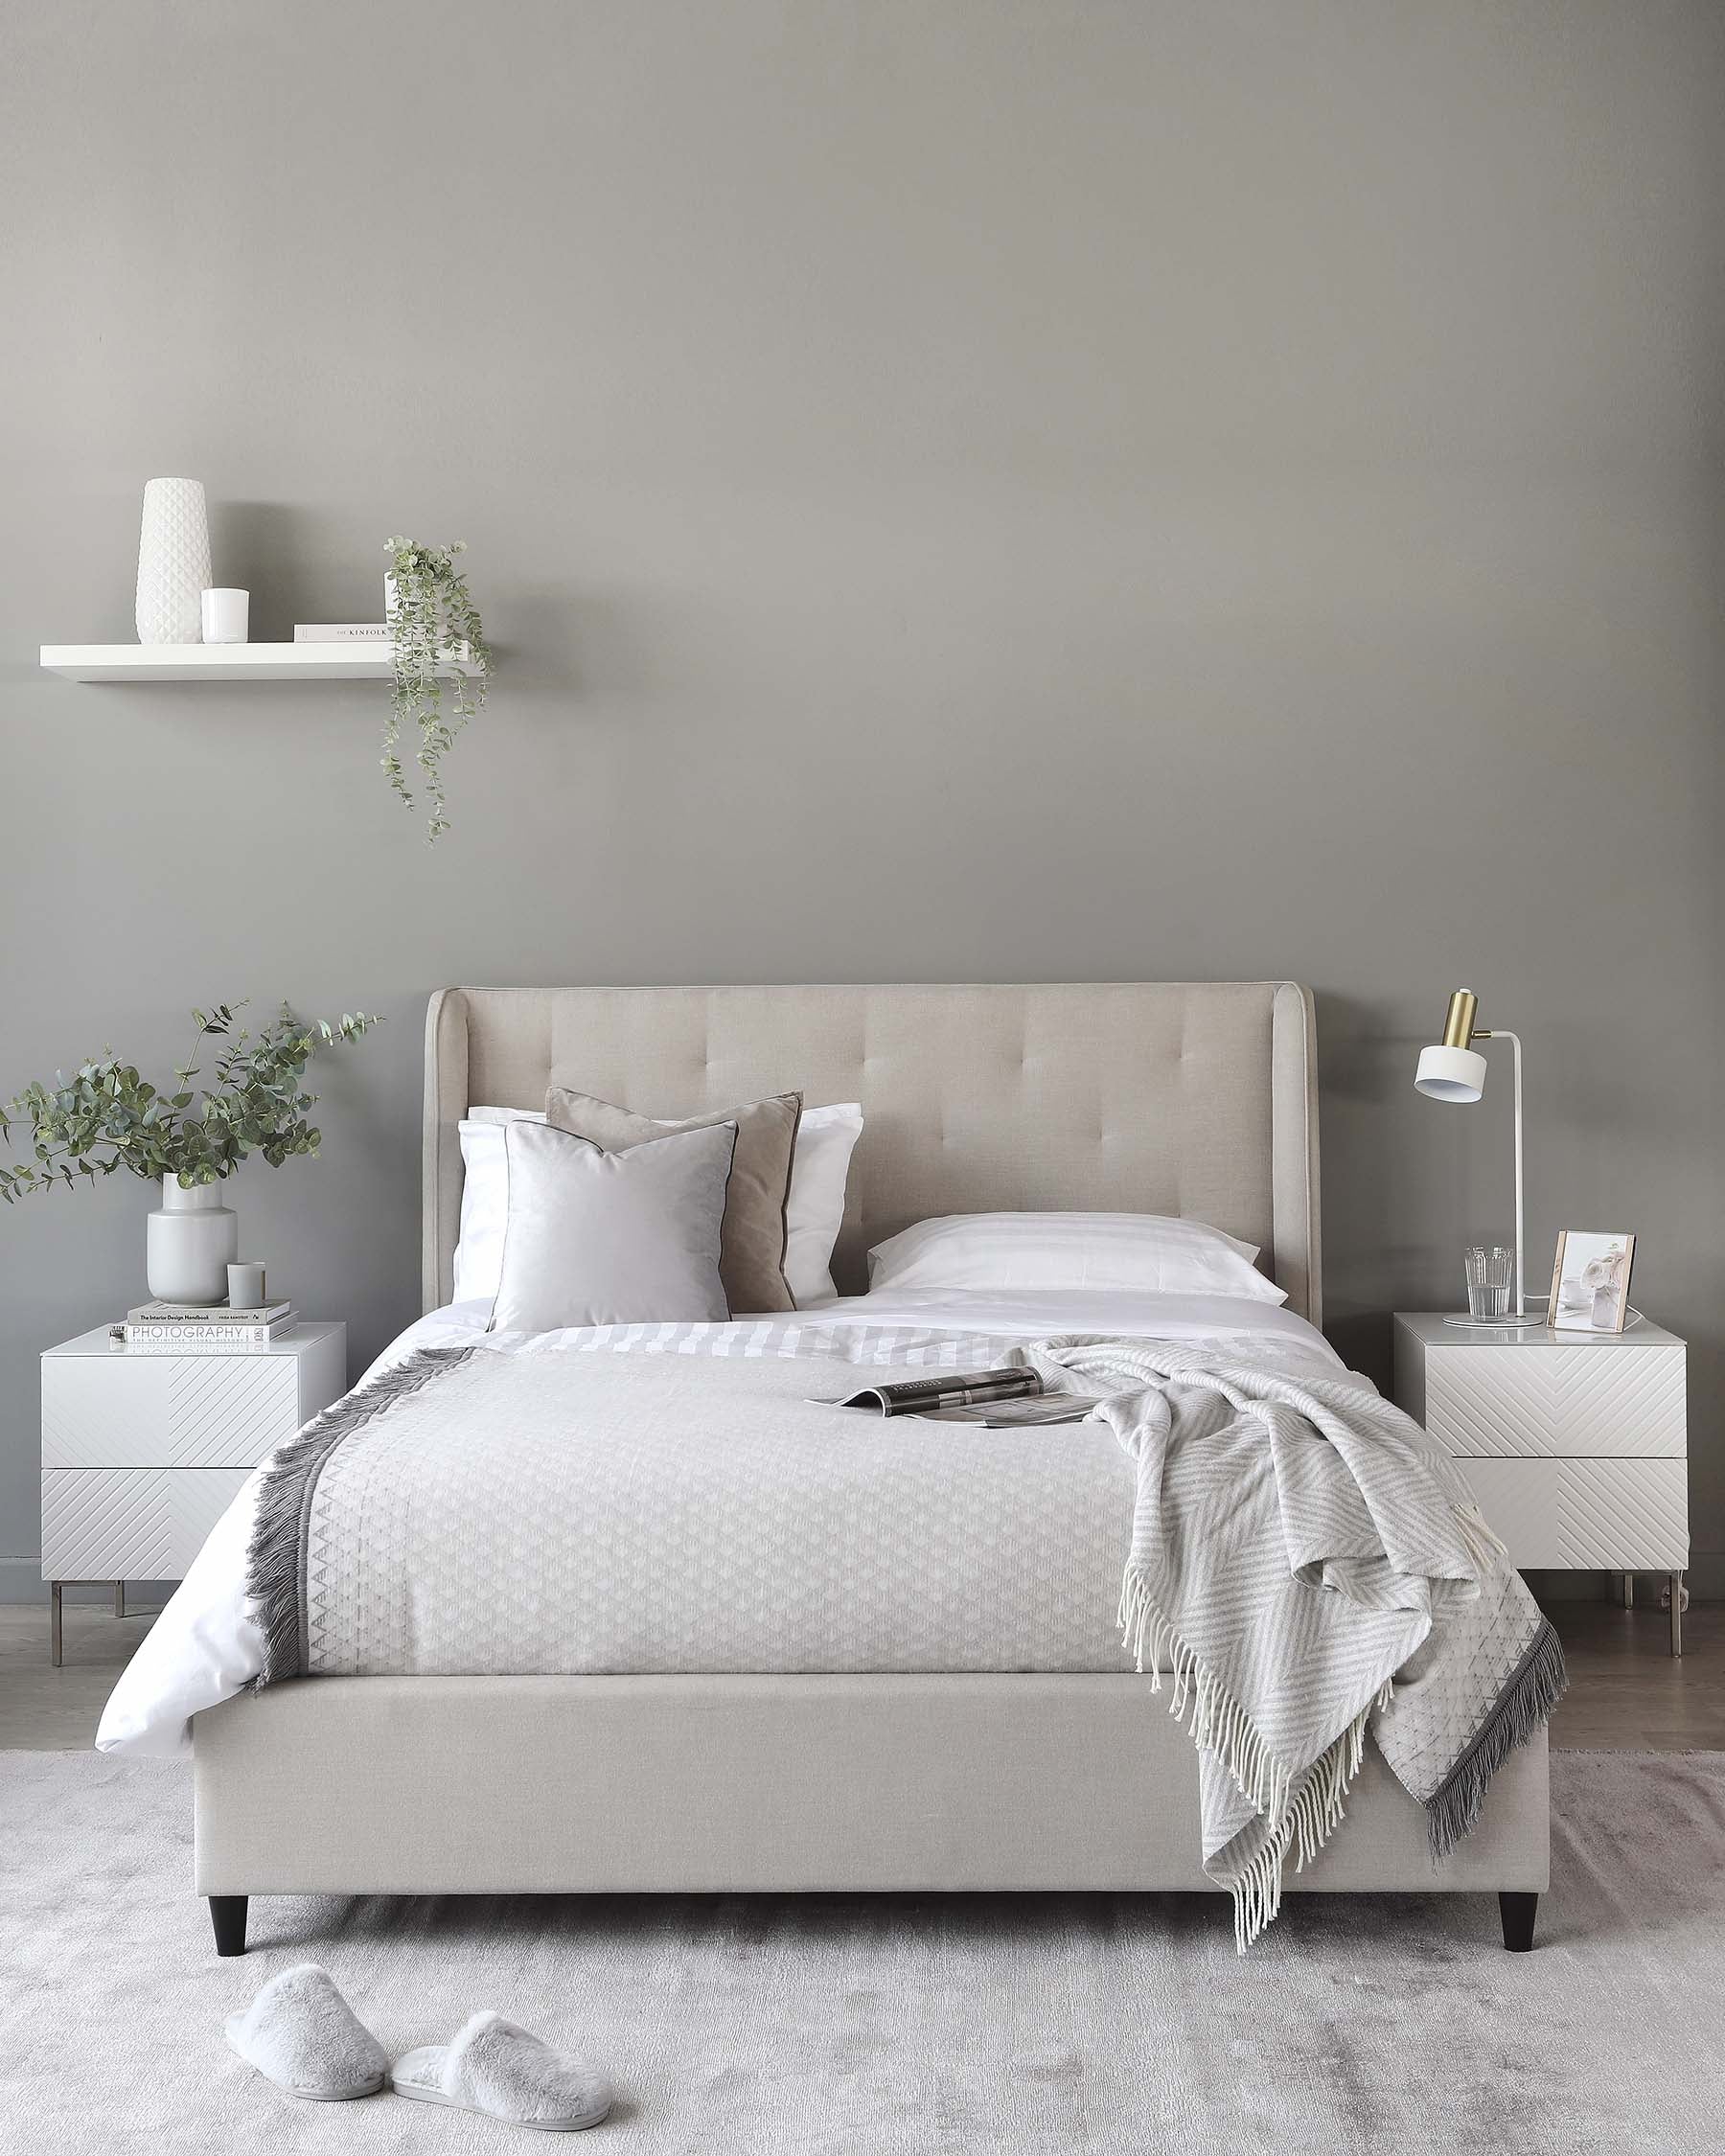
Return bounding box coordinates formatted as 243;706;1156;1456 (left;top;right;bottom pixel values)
244;1346;475;1686
1424;1616;1567;1862
1119;1566;1394;1953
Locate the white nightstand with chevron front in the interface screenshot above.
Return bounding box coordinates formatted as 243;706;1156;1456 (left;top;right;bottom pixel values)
40;1321;346;1663
1392;1312;1689;1653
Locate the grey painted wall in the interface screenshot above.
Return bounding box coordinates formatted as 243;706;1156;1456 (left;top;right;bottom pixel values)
3;2;1721;1595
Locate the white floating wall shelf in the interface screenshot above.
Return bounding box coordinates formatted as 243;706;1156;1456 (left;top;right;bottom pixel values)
40;643;479;684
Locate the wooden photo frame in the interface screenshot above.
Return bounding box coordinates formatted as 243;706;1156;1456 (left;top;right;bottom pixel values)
1548;1231;1636;1333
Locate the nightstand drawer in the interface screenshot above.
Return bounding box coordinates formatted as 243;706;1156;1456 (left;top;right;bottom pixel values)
41;1353;300;1467
1423;1342;1685;1460
40;1467;251;1577
1461;1458;1690;1570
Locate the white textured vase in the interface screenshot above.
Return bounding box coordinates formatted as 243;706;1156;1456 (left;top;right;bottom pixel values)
135;478;211;643
146;1179;239;1303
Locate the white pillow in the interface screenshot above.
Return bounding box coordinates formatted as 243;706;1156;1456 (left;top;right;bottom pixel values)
453;1110;544;1304
453;1101;863;1311
489;1119;735;1333
783;1103;863;1306
865;1212;1285;1304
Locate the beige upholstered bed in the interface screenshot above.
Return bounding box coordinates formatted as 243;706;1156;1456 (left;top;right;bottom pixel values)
192;983;1549;1954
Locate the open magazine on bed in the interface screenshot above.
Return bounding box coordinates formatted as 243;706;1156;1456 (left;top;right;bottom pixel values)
818;1366;1092;1424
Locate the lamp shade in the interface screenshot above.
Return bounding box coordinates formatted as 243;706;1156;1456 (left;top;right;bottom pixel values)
1415;1043;1487;1102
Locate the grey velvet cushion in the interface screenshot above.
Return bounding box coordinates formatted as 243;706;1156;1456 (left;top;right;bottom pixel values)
545;1088;801;1315
489;1119;736;1334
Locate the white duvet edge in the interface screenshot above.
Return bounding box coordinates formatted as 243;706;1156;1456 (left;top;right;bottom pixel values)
93;1317;463;1760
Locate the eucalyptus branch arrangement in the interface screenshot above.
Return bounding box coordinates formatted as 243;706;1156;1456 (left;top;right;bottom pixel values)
384;537;491;842
0;1002;380;1203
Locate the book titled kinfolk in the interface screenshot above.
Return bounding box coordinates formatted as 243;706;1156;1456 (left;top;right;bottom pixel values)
293;623;389;642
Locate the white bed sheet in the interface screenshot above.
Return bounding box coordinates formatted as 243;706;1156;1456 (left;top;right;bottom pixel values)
96;1291;1352;1758
803;1290;1342;1367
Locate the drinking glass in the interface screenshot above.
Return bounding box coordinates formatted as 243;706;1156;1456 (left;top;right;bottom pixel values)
1463;1246;1513;1320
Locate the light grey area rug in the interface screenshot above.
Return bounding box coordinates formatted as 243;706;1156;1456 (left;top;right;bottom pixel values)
2;1751;1720;2154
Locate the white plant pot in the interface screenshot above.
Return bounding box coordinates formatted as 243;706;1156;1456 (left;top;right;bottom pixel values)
135;477;211;644
146;1178;239;1303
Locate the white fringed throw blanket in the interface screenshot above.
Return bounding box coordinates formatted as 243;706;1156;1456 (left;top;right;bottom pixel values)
1025;1340;1565;1947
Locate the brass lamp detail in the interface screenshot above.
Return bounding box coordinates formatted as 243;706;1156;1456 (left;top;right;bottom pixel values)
1440;989;1479;1049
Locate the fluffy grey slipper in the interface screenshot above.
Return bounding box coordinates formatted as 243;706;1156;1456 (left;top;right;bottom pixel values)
391;2010;612;2131
224;1963;387;2100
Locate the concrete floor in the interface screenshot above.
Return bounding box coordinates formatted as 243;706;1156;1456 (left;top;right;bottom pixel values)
1;1595;1719;1753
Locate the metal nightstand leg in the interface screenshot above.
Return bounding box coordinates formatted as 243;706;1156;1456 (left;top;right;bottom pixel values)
50;1582;62;1666
1622;1571;1634;1610
1669;1573;1683;1658
114;1581;126;1619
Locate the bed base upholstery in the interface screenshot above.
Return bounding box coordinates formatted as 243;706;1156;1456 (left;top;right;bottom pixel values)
194;1675;1549;1953
188;982;1551;1955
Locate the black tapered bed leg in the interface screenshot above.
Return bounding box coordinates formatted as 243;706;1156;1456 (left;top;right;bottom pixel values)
209;1894;249;1957
1499;1892;1537;1953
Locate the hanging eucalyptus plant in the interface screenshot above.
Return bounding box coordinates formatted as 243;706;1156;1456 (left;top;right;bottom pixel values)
383;537;491;842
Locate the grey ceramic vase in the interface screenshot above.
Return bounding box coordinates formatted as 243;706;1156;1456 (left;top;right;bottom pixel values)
146;1178;239;1303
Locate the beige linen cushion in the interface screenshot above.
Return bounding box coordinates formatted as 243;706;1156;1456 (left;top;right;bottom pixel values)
490;1119;735;1334
545;1089;802;1314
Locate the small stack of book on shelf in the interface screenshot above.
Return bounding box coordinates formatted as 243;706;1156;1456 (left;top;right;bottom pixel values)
293;623;388;642
110;1301;298;1352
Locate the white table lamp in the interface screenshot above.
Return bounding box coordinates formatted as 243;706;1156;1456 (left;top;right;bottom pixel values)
1414;988;1527;1322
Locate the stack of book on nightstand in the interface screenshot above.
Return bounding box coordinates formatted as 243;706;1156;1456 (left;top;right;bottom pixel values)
109;1301;298;1352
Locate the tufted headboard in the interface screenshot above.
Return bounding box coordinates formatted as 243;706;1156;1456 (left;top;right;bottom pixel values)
422;982;1322;1326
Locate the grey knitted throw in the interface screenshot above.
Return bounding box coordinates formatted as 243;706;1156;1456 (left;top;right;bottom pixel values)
1026;1340;1565;1947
